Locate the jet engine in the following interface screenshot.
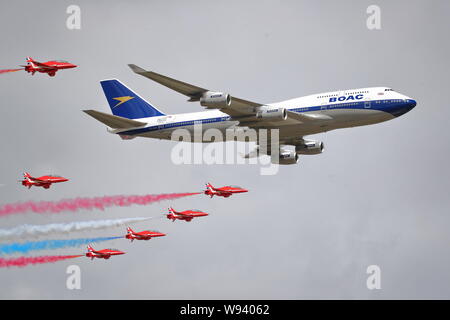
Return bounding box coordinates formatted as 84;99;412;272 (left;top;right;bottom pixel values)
272;145;299;165
256;108;287;121
279;150;298;165
296;139;324;155
200;91;231;109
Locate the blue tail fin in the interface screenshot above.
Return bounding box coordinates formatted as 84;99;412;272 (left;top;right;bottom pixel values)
100;79;165;119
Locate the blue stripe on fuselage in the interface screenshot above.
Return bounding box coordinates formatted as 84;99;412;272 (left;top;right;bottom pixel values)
290;99;416;116
119;116;231;135
118;99;416;136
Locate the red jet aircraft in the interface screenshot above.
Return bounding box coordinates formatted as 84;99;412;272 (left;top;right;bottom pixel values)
166;207;208;222
6;57;77;77
85;245;125;260
125;227;166;241
20;172;69;189
204;183;248;198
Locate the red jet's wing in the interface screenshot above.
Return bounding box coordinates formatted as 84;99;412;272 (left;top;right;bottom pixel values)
32;61;58;69
137;231;152;235
29;177;48;183
91;249;110;256
174;211;191;217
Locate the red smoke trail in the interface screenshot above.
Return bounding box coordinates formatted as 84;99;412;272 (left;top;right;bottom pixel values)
0;192;200;217
0;255;83;268
0;68;22;74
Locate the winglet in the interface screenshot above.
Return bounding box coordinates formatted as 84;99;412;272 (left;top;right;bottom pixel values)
128;64;146;74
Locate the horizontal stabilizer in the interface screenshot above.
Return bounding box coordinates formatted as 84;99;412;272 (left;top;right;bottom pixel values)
83;110;146;129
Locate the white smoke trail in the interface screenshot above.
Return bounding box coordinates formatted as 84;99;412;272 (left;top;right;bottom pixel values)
0;217;152;241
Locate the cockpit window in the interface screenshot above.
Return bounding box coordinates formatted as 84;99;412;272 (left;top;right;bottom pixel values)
385;88;394;91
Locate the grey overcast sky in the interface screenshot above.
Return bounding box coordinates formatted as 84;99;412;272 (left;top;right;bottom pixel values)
0;0;449;299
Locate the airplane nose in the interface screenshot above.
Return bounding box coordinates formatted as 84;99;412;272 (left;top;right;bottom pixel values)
404;99;417;113
391;98;417;117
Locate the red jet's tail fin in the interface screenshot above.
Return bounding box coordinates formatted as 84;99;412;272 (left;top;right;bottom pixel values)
23;172;33;181
126;227;133;234
26;57;37;68
87;245;94;252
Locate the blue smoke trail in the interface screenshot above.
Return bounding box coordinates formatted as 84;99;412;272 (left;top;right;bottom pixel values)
0;236;123;255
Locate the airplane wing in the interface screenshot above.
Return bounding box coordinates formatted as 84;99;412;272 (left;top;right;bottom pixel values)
29;177;47;183
173;211;191;217
286;111;332;122
216;192;231;196
128;65;331;128
32;61;58;69
95;251;111;257
128;64;263;118
133;233;146;238
128;65;334;153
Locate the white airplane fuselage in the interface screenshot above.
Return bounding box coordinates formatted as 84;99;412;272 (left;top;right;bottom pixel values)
108;86;416;143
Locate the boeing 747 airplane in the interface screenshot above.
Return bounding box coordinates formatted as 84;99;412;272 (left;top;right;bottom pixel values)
83;65;416;164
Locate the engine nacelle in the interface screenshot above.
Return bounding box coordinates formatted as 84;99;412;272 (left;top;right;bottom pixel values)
256;108;287;121
296;139;324;155
279;150;298;165
200;91;231;109
271;145;299;165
